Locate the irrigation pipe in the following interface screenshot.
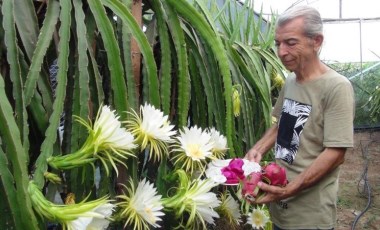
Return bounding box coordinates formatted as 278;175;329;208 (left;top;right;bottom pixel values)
351;137;377;229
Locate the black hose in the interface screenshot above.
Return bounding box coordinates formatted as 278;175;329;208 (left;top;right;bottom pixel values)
351;137;377;229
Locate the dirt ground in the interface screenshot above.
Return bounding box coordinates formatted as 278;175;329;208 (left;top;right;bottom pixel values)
336;130;380;230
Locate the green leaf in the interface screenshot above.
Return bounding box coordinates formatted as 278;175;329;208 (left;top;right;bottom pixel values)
151;0;172;115
121;0;138;112
88;0;129;115
0;73;39;229
2;0;29;154
85;11;105;106
166;0;234;155
102;0;160;108
188;49;207;127
160;0;190;126
73;0;91;142
0;148;21;230
13;0;39;60
33;0;72;188
24;1;60;106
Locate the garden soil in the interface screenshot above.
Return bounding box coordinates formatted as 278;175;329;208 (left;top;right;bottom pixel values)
337;130;380;230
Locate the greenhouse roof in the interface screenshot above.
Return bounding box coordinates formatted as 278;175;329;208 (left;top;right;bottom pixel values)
249;0;380;63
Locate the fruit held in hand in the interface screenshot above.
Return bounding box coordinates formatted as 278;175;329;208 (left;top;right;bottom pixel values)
242;172;263;202
262;162;288;186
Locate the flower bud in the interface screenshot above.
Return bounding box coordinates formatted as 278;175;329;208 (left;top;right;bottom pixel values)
232;88;241;117
65;193;76;205
44;172;62;184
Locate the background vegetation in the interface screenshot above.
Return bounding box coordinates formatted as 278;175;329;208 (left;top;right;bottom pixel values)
0;0;284;228
329;62;380;127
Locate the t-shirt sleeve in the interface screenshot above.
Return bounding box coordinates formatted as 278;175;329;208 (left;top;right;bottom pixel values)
323;79;355;148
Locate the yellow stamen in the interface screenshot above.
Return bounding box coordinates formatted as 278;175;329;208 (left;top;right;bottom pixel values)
186;144;202;159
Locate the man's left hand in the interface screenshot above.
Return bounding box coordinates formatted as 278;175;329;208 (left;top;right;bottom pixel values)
254;181;288;204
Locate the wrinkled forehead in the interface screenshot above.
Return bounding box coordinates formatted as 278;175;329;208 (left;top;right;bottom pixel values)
275;18;306;39
276;17;305;32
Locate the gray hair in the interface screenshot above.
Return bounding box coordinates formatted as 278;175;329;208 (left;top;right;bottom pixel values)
276;5;323;38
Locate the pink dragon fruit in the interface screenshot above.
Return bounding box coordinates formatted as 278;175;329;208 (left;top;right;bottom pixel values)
221;158;245;184
241;171;263;202
262;162;288;186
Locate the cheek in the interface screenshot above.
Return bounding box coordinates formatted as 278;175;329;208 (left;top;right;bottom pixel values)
291;44;312;59
293;46;305;56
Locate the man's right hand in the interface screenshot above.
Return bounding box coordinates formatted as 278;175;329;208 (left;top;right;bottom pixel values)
244;124;279;163
245;148;263;163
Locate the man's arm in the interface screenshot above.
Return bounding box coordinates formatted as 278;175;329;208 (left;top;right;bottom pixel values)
255;147;346;204
245;124;279;163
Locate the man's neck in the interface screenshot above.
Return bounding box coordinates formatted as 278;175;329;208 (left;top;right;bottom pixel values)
295;60;329;84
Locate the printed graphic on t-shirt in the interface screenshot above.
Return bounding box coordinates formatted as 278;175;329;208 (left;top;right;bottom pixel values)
275;98;311;164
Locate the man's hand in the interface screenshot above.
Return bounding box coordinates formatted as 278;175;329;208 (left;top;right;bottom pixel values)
253;147;346;204
245;148;263;163
254;182;288;204
244;124;278;163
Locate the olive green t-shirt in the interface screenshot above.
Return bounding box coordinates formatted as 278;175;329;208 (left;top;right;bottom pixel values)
270;69;354;229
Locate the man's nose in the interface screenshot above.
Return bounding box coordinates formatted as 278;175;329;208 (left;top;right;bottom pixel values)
277;44;288;58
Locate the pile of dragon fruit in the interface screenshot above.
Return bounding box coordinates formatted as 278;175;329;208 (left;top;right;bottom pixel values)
206;158;288;202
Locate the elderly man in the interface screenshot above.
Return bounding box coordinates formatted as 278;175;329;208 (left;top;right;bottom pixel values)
246;5;355;230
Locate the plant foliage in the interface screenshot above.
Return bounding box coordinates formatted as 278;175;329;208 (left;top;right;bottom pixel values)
0;0;284;228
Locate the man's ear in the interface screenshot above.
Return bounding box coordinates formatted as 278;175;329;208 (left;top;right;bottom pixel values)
313;34;324;51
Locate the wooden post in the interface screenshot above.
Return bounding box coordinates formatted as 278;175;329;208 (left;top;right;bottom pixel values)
116;0;143;195
131;0;142;99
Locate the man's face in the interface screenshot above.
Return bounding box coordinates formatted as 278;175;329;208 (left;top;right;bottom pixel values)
274;17;316;73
